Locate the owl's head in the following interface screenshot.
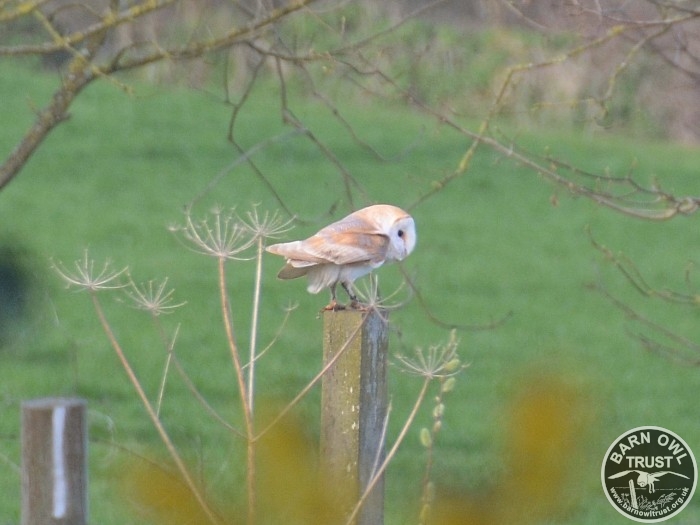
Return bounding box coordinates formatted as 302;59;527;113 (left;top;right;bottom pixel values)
388;214;416;261
358;204;416;262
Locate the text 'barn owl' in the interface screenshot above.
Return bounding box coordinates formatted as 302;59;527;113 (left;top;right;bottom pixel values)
266;204;416;310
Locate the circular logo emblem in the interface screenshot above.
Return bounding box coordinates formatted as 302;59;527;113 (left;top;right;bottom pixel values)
602;426;697;522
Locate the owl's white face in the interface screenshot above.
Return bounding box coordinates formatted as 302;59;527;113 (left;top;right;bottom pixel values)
384;215;416;262
266;204;417;309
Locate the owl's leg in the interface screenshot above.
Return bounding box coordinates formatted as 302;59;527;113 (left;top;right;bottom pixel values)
322;283;345;311
341;282;362;309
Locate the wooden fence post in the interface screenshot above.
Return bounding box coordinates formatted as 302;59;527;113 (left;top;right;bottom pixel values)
21;398;87;525
321;309;388;525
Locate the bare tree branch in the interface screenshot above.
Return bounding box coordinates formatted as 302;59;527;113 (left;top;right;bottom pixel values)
0;47;97;189
590;227;700;365
0;0;321;190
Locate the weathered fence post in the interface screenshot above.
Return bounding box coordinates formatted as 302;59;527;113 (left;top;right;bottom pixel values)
21;398;87;525
321;309;388;525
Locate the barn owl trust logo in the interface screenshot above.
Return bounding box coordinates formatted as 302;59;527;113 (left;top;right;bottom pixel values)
602;426;697;522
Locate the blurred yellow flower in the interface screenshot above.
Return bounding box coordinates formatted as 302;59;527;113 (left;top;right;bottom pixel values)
119;375;594;525
120;410;345;525
431;374;595;525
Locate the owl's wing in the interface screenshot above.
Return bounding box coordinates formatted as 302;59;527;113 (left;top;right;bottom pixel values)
267;231;389;267
301;229;390;265
266;241;328;267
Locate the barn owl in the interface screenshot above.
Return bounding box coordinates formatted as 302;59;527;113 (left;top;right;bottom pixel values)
266;204;416;310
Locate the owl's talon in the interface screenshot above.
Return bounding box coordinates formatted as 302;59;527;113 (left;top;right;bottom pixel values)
349;300;368;310
321;300;347;312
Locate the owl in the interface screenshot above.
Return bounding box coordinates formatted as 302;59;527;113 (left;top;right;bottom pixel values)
266;204;416;310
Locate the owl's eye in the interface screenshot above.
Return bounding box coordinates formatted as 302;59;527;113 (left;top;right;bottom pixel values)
397;229;404;238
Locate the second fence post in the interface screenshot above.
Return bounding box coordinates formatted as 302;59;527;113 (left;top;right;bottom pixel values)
321;308;388;525
21;397;88;525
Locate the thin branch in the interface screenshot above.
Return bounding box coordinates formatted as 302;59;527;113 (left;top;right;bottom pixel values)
591;229;700;365
0;0;176;55
189;129;302;213
330;0;450;55
107;0;321;71
242;303;297;370
598;25;673;123
589;228;700;303
276;57;369;208
170;354;243;436
222;50;306;220
0;0;321;192
0;0;51;23
400;265;513;332
597;285;700;366
0;56;92;190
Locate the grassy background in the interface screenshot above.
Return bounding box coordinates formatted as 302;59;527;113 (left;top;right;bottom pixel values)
1;59;700;524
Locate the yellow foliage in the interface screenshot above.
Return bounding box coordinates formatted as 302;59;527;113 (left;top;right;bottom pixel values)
119;375;594;525
120;411;345;525
431;374;594;525
121;460;230;525
256;412;345;525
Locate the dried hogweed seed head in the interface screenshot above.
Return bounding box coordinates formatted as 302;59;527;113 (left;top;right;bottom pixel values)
240;206;295;241
52;250;128;292
124;277;186;315
180;207;255;260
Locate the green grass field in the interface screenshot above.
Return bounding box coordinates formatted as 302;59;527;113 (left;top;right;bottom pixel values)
1;60;700;524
